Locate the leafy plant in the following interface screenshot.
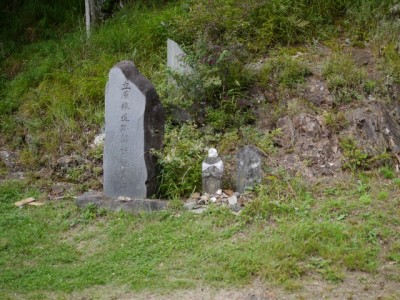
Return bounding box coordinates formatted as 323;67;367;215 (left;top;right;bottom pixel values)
340;137;369;171
322;54;366;104
157;123;207;198
260;55;311;89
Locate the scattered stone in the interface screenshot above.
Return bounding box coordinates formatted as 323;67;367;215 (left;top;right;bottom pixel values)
210;197;217;203
198;195;209;205
229;204;242;213
234;192;241;198
237;145;262;193
228;195;238;206
216;189;222;196
191;192;201;200
15;197;36;207
191;207;208;214
92;131;105;147
183;201;196;210
117;196;132;201
202;148;223;195
103;60;165;199
224;189;234;196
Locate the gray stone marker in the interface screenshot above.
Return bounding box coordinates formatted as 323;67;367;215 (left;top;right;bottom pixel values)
202;148;223;195
167;39;192;74
236;145;262;193
104;60;165;199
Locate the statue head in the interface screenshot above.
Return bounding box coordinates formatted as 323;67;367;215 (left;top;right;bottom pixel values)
208;148;218;158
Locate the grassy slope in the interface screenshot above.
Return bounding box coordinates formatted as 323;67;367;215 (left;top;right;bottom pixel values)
1;0;400;297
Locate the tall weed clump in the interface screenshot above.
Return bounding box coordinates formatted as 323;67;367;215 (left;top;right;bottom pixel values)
322;54;367;104
0;4;178;170
157;123;207;198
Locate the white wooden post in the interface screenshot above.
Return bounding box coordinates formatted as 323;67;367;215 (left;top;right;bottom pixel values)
85;0;91;39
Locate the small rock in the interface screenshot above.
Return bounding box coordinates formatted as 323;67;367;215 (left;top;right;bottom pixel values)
183;201;196;210
234;192;241;198
216;189;222;195
191;192;201;200
57;155;74;167
191;207;207;214
229;204;242;213
117;196;132;201
224;189;234;196
210;197;217;203
92;133;105;147
200;195;209;201
228;195;238;205
198;195;209;205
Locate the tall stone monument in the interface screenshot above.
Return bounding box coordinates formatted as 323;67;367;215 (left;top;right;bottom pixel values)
104;60;165;199
202;148;223;195
236;145;262;193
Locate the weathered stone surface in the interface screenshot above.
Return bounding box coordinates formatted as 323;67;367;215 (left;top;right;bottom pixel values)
237;145;262;193
228;195;237;205
170;106;192;124
76;191;167;213
183;201;196;210
342;101;400;155
104;60;164;199
301;77;333;107
167;39;192;74
202;148;223;195
273;113;342;180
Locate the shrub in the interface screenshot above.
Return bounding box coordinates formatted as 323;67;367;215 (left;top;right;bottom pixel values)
260;55;311;89
322;54;366;104
157;123;207;198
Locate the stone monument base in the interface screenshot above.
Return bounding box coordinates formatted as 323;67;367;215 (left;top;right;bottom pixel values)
76;191;167;213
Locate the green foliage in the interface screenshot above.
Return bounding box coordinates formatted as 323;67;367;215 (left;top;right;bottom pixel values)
160;36;256;131
239;126;279;155
174;0;347;53
157;123;206;198
340;137;369;171
0;0;83;52
0;4;178;168
260;55;311;89
324;111;348;133
380;166;396;180
322;54;367;104
380;43;400;85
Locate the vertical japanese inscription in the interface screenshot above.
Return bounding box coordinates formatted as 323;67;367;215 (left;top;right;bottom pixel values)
117;80;131;192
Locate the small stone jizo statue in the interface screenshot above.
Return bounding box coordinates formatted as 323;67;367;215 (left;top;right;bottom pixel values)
202;148;223;195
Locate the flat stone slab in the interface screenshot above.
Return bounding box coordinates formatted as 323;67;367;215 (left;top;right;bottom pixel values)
76;191;167;213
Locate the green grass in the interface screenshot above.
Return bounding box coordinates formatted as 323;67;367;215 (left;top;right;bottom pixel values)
2;2;400;295
1;173;399;297
322;53;367;104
